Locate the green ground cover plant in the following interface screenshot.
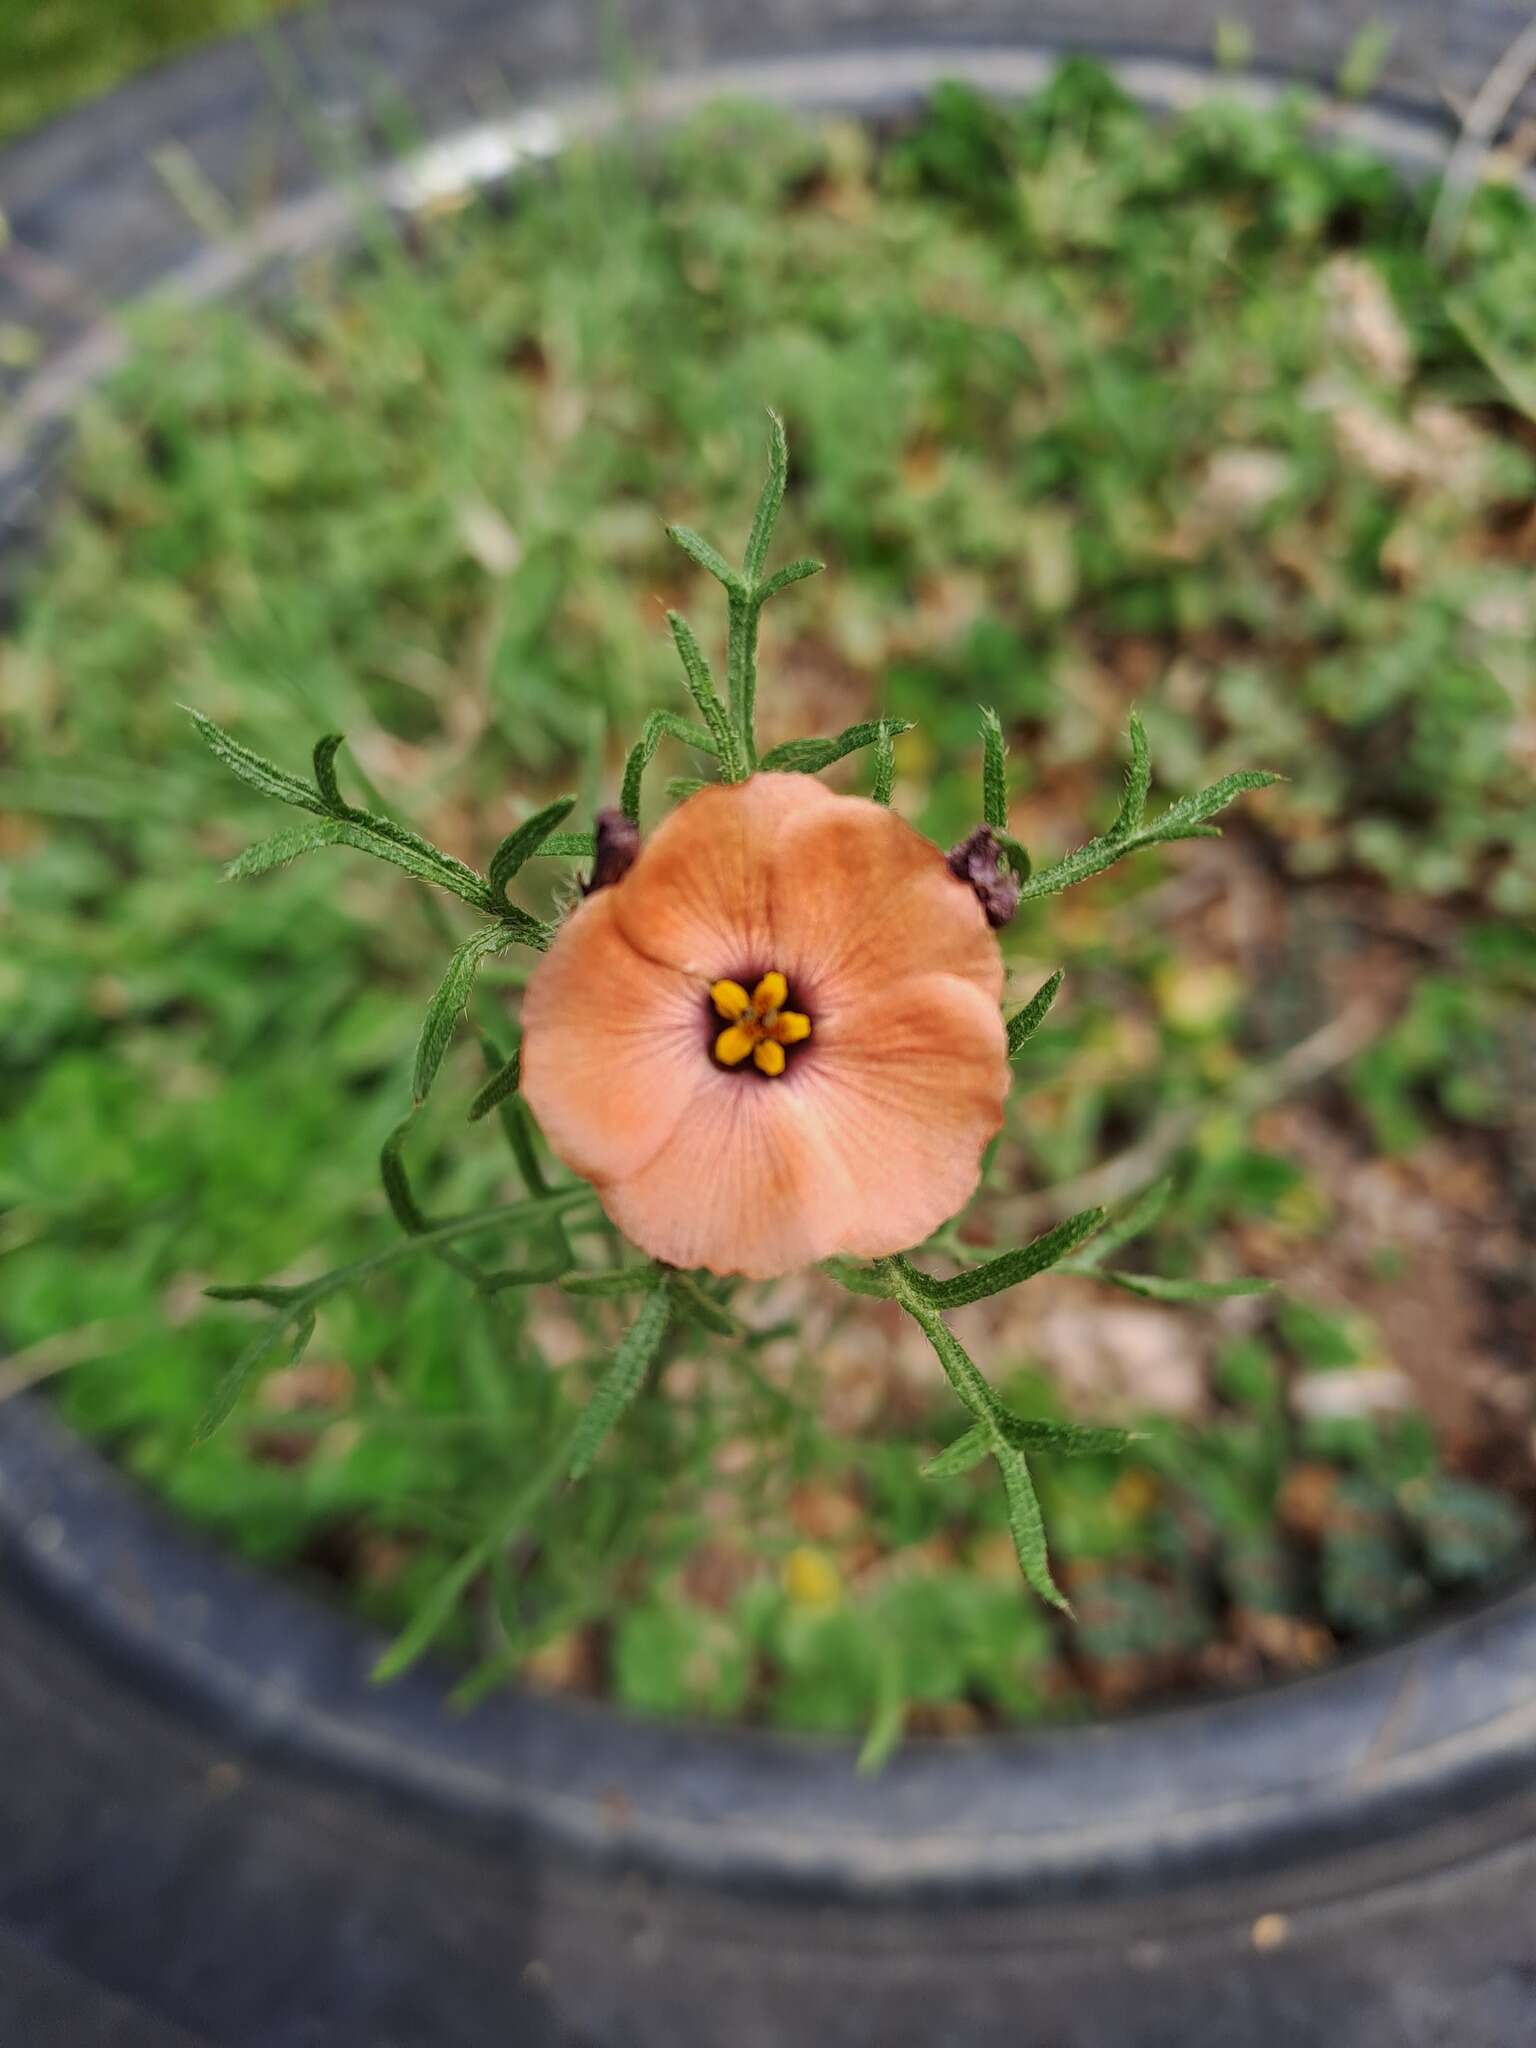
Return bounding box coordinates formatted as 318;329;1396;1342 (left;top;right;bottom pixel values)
3;69;1531;1744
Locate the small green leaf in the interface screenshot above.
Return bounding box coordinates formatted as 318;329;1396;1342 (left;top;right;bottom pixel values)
901;1208;1106;1309
537;830;597;858
665;777;709;802
195;1304;316;1443
871;725;897;806
568;1283;673;1478
666;522;743;592
467;1048;520;1122
188;708;326;816
312;732;349;814
1097;1271;1274;1303
819;1256;896;1298
666;611;744;781
380;1111;431;1235
559;1268;662;1298
921;1423;991;1478
743;407;789;584
995;1415;1142;1458
1109;710;1151;840
203;1280;309;1307
668;1270;744;1336
758;719;914;776
488;796;576;909
621;708;719;823
224;821;353;881
414;925;519;1105
997;1444;1071;1614
980;705;1008;832
758;556;823;602
1017;767;1280;904
1068;1178;1172;1271
1006;969;1064;1060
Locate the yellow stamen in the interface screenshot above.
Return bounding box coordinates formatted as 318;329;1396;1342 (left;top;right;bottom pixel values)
710;979;752;1021
714;1023;759;1066
708;966;811;1076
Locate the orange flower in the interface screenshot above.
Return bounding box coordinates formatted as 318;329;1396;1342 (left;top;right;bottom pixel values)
520;774;1008;1280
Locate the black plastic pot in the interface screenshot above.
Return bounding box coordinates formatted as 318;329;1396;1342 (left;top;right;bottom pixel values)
3;7;1535;2044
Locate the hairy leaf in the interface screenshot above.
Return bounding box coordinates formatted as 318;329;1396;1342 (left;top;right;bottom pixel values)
997;1443;1071;1613
568;1283;673;1477
223;820;353;881
559;1268;662;1298
488;796;576;908
758;556;823;601
414;925;520;1105
1109;710;1151;840
195;1304;316;1443
1006;969;1064;1060
188;708;326;815
666;522;742;592
758;718;914;776
1098;1271;1274;1303
621;708;719;822
743;408;789;584
900;1208;1106;1309
980;705;1009;831
467;1048;521;1123
312;732;349;814
667;611;744;780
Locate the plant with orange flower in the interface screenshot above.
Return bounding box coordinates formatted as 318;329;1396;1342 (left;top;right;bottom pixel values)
193;416;1275;1627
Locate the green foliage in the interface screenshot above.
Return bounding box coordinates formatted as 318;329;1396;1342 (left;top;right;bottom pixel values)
7;68;1531;1734
567;1282;673;1479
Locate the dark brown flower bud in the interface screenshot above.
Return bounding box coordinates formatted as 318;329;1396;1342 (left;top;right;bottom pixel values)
946;824;1020;929
583;808;641;895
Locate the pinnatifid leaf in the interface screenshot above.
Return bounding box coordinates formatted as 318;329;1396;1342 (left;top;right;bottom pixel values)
758;719;914;776
901;1208;1106;1309
568;1283;673;1477
1006;969;1064;1060
1018;763;1280;904
488;796;576;908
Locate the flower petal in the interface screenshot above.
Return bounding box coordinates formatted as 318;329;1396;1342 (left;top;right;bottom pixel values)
611;775;838;978
768;789;1001;1013
598;1066;837;1280
791;970;1008;1259
520;890;700;1184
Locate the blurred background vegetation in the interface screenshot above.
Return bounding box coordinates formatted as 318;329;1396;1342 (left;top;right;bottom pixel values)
2;18;1533;1745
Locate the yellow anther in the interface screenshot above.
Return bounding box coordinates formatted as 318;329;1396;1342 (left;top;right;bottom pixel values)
710;979;752;1021
709;966;811;1075
714;1023;758;1067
